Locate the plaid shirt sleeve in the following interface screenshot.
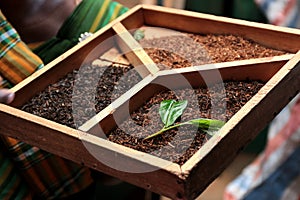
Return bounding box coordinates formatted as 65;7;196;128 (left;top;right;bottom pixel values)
0;0;129;198
0;148;33;200
0;10;93;199
0;11;44;86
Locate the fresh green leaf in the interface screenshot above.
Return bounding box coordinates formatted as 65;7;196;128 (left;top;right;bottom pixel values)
143;99;225;140
159;100;188;127
133;29;145;41
187;118;225;136
187;118;225;130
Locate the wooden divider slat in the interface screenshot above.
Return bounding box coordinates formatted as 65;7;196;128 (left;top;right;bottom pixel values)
112;22;159;77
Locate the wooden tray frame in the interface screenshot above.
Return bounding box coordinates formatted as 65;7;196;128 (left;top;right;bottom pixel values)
1;5;300;200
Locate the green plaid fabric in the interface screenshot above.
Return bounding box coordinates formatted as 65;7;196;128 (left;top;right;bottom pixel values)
0;19;19;58
0;11;43;85
0;0;128;199
0;147;32;200
1;138;93;199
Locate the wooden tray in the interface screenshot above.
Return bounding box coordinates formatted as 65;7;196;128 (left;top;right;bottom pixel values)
1;5;300;200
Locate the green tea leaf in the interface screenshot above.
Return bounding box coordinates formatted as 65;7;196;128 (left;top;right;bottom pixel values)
159;100;188;127
133;29;145;41
187;118;225;136
144;99;225;140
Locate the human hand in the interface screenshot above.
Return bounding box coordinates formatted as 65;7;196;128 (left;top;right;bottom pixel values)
0;89;15;104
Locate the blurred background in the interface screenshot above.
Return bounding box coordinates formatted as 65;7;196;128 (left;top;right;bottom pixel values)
116;0;267;23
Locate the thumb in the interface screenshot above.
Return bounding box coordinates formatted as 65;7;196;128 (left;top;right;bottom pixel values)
0;89;15;104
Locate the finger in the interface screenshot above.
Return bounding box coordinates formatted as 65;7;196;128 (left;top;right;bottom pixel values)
0;89;15;104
